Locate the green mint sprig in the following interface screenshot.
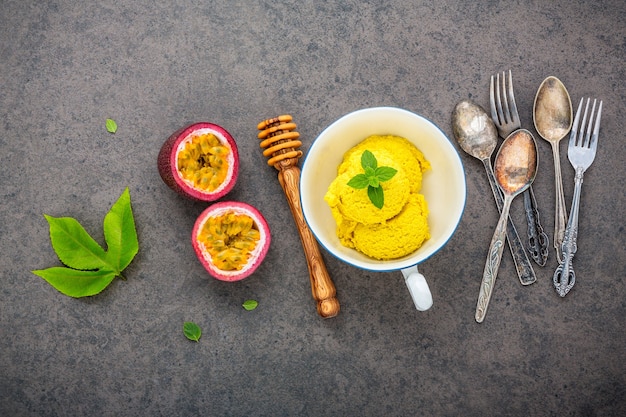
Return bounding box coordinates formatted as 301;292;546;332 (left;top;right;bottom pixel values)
32;187;139;298
346;150;397;209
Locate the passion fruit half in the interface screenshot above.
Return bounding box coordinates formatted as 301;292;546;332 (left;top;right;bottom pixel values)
158;122;239;202
192;201;271;281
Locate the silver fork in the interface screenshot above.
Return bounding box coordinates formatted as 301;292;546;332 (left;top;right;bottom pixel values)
553;98;602;297
490;70;549;267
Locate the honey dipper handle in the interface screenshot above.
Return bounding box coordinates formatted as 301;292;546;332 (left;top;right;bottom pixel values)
278;166;340;319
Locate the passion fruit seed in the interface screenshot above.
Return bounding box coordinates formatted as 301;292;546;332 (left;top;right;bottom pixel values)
198;211;261;271
177;133;230;192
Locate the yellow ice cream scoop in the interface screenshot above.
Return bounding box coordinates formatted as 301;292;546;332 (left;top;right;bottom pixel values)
324;134;431;260
353;193;430;260
325;151;410;225
339;135;431;193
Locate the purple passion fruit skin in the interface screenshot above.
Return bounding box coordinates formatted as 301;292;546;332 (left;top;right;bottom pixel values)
158;122;239;202
192;201;271;282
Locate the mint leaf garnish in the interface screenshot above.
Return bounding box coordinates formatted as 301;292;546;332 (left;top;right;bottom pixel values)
374;166;398;182
361;150;377;169
106;118;117;133
368;185;385;209
32;187;139;297
242;299;258;311
183;322;202;342
346;174;370;189
347;150;397;209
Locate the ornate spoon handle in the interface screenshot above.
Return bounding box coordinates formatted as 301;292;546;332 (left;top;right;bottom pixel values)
483;160;536;285
553;169;584;297
476;196;512;323
523;186;549;266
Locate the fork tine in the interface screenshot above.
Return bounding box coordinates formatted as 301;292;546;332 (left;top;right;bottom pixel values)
583;99;597;148
500;71;511;123
579;98;591;147
496;73;505;124
570;98;583;147
589;100;602;151
506;70;519;122
496;73;504;120
489;75;498;123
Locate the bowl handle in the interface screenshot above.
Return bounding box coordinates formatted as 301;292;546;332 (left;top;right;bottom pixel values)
401;266;433;311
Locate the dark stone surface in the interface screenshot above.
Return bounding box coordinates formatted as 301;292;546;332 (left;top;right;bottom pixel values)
1;0;625;416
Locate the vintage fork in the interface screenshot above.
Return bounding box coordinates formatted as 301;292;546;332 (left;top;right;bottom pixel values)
553;98;602;297
490;70;549;267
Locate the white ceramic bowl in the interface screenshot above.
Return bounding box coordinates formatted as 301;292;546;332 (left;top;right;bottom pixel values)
300;107;466;310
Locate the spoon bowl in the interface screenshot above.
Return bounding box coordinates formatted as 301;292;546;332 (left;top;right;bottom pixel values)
533;76;572;262
452;99;498;160
534;77;573;142
494;130;538;195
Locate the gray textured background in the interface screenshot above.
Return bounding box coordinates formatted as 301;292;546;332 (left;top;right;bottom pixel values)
1;1;625;416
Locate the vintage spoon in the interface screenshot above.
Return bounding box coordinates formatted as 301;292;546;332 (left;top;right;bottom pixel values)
475;129;538;323
533;76;573;263
452;99;536;286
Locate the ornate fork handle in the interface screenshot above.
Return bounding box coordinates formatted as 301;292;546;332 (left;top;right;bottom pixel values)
553;167;584;297
523;187;549;266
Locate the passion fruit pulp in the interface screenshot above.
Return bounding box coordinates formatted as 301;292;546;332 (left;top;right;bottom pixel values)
158;122;239;202
192;201;271;281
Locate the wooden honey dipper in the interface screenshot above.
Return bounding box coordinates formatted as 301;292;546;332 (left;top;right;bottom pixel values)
257;115;340;319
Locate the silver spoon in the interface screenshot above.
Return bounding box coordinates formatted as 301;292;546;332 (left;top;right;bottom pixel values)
452;100;536;286
533;76;573;263
475;129;538;323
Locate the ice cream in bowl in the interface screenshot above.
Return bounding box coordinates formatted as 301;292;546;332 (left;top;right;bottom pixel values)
300;107;466;311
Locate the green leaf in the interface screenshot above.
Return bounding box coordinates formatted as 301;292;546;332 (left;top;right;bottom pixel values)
33;188;139;298
242;299;258;311
375;166;397;182
347;150;397;209
44;215;108;270
361;150;377;169
103;187;138;272
106;118;117;133
32;267;116;298
183;322;202;342
367;185;384;209
347;173;370;189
